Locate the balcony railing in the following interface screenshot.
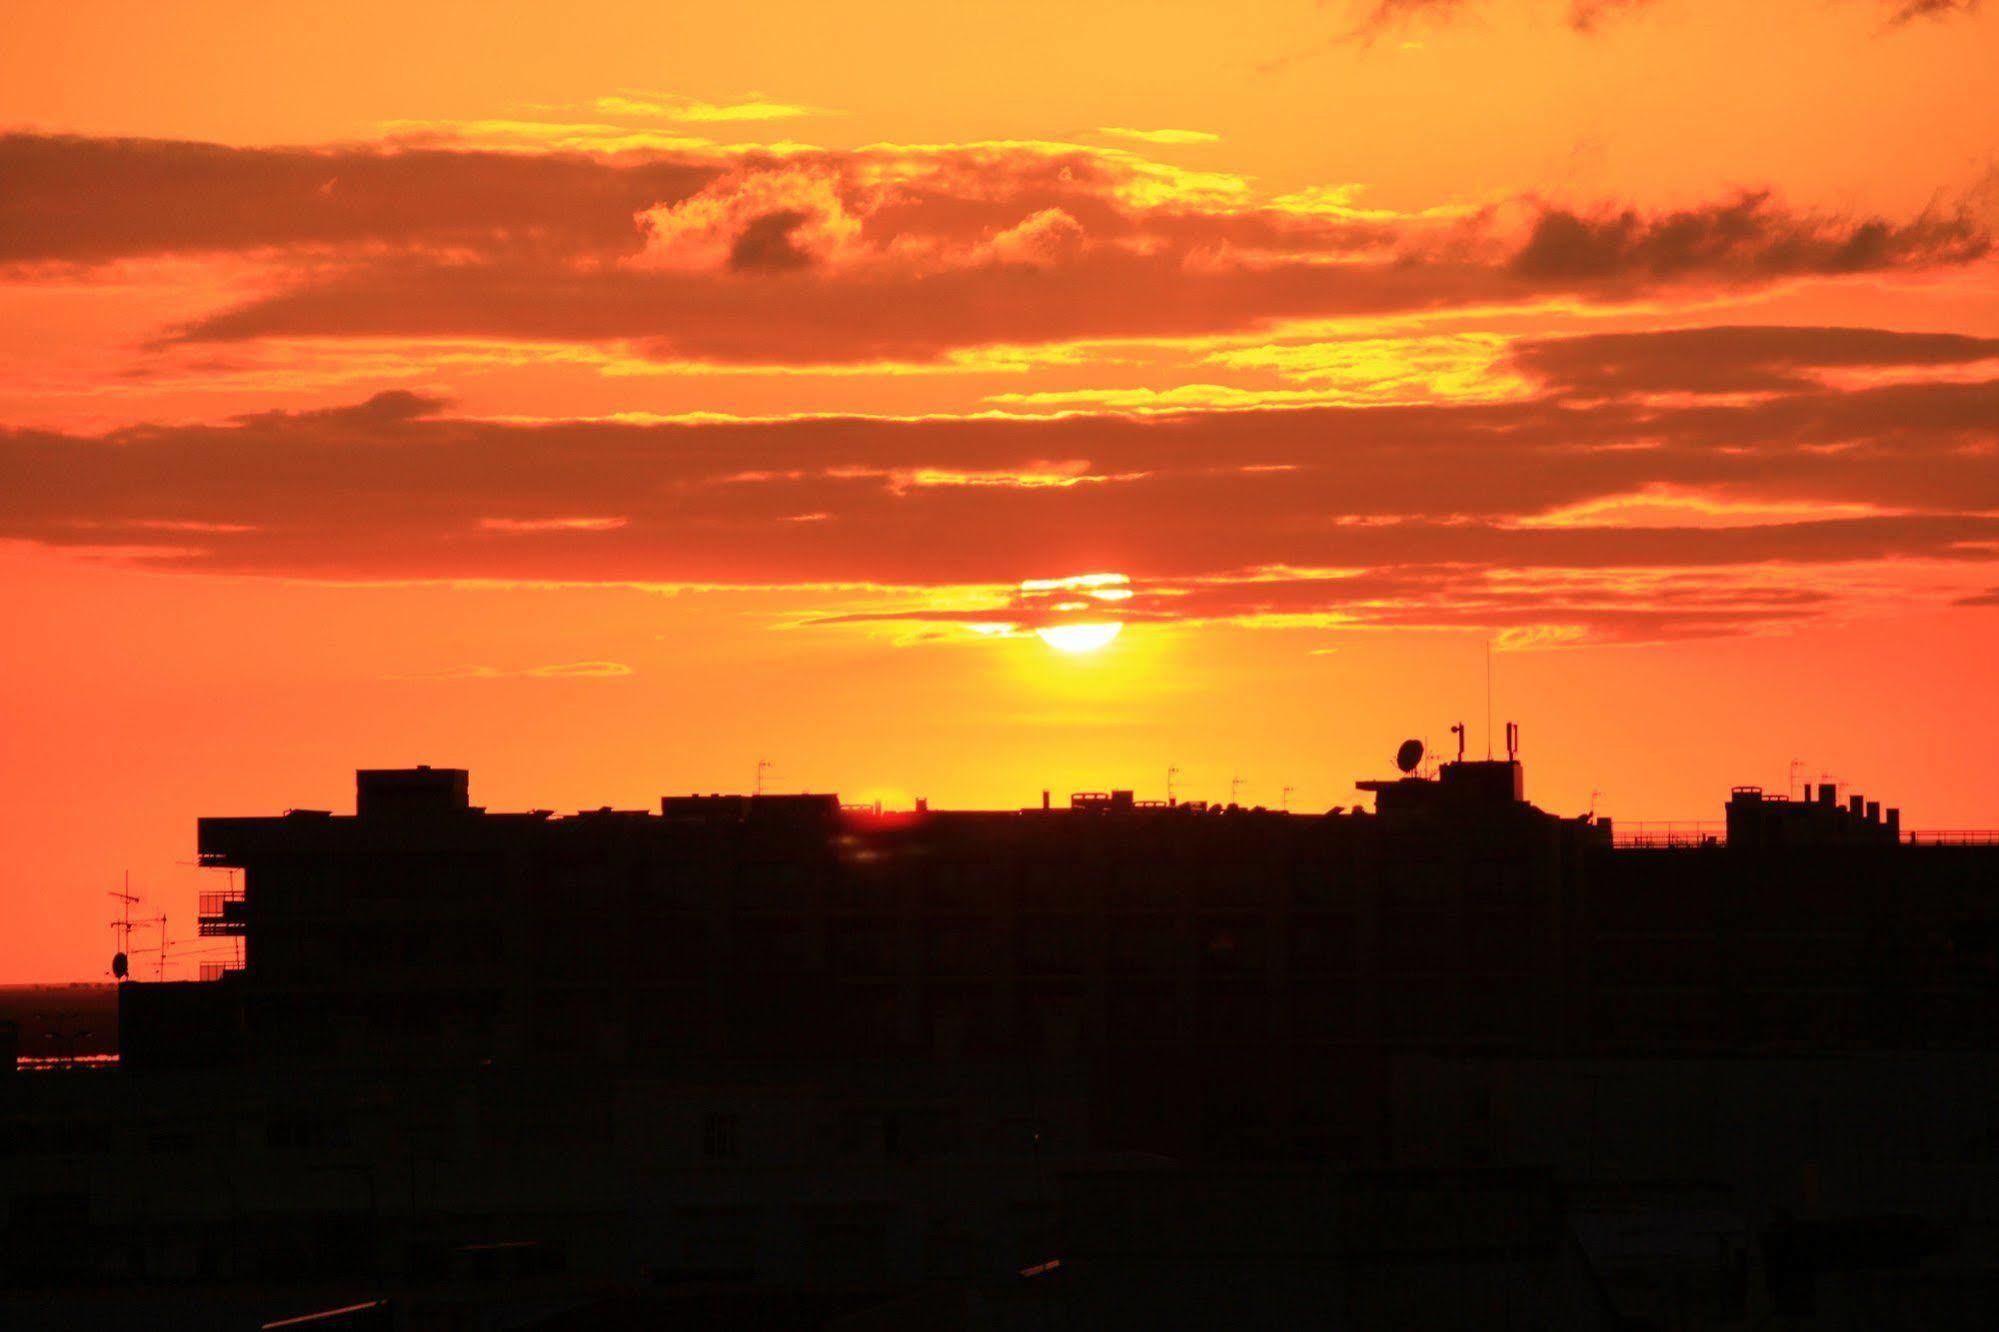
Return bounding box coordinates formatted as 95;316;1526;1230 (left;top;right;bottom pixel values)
197;889;246;936
1612;822;1725;849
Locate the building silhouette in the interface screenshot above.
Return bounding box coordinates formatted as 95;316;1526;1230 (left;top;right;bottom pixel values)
8;741;1999;1328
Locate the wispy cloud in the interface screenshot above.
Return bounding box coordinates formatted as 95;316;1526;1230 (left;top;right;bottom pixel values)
1882;0;1980;25
591;91;838;123
395;660;635;680
1337;0;1977;42
1096;127;1221;145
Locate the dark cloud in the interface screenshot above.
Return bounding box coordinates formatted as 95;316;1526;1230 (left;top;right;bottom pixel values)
2;134;1984;364
728;210;816;272
1512;325;1999;396
0;134;718;266
1337;0;1978;39
1343;0;1471;42
3;357;1995;642
167;202;1985;365
1566;0;1655;32
1510;192;1986;283
1883;0;1979;25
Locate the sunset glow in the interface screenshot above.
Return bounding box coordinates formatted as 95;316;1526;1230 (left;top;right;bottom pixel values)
4;0;1999;982
1035;623;1125;654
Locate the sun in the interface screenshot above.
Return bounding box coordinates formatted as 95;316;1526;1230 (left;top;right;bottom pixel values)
1035;622;1123;654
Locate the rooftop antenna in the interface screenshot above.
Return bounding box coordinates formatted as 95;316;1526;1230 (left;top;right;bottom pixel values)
108;871;140;980
1506;721;1519;762
1167;766;1181;806
755;758;773;796
1485;638;1494;760
1788;759;1807;801
1449;722;1466;763
1229;774;1246;806
1280;785;1295;812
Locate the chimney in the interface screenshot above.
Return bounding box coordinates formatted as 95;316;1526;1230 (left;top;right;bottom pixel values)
1041;790;1051;811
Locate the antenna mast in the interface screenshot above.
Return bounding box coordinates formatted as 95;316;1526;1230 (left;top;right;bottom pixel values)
108;871;141;980
755;758;773;796
1485;639;1494;760
1166;766;1180;806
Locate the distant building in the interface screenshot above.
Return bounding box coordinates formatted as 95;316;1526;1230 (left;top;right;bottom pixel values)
52;743;1999;1326
125;748;1999;1087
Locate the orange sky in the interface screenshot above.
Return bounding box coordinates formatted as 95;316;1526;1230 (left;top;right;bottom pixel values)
4;0;1998;980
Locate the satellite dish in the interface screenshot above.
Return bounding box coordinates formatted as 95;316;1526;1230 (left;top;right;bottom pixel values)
111;951;129;980
1395;739;1424;774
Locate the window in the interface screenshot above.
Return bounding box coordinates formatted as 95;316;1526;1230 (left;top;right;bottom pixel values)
701;1111;741;1160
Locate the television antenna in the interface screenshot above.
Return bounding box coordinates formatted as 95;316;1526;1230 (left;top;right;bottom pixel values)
755;758;774;796
1229;775;1246;806
1167;766;1181;805
1280;785;1295;812
125;913;171;982
108;871;141;981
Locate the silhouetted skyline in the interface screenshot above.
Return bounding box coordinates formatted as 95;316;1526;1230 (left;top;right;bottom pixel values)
6;0;1999;986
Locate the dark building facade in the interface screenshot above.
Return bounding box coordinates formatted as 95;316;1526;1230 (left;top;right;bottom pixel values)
153;758;1611;1152
153;758;1997;1082
11;750;1999;1328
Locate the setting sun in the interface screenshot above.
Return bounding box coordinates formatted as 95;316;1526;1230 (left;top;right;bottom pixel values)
1035;622;1124;654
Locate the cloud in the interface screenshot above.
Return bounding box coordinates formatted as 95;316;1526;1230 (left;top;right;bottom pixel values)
1510;325;1999;396
727;209;819;272
1882;0;1979;25
160;165;1986;364
4;335;1997;642
1096;127;1222;145
1344;0;1471;43
1509;192;1987;282
591;92;834;123
1337;0;1977;41
479;516;629;533
1566;0;1654;31
3;134;1985;370
398;660;635;680
0;133;719;266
